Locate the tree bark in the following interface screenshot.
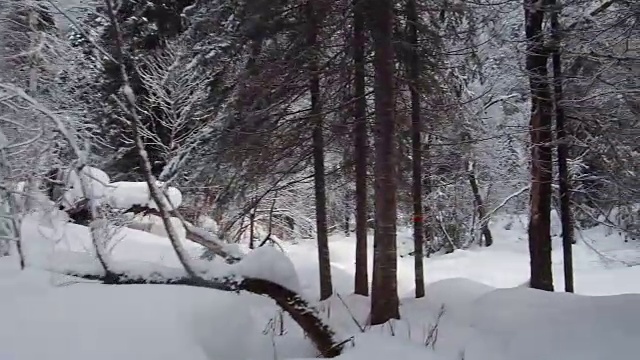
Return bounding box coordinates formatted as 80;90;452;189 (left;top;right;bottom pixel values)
353;0;369;297
249;209;255;249
550;0;574;293
368;0;400;324
524;0;554;291
467;161;493;247
308;0;333;300
423;138;433;256
406;0;425;298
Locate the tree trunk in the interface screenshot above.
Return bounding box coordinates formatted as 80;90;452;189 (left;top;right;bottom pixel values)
524;0;554;291
368;0;400;324
406;0;424;298
27;9;39;95
550;0;574;293
467;161;493;247
353;0;369;297
340;0;352;240
249;209;255;249
423;137;433;256
308;0;333;300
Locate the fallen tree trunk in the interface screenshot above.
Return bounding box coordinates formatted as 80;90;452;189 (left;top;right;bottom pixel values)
64;270;344;358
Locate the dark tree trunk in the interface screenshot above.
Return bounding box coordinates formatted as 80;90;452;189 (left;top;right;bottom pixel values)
524;0;554;292
467;161;493;247
249;209;255;249
308;0;333;300
353;0;369;297
550;0;574;293
340;0;352;239
343;156;350;238
423;138;433;256
406;0;424;298
368;0;400;324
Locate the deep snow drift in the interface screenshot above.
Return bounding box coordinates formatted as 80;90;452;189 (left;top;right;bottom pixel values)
1;213;640;360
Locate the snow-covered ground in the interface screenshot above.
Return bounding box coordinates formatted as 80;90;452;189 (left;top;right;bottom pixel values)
1;213;640;359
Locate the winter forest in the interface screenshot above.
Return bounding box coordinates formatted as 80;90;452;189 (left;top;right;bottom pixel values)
0;0;639;359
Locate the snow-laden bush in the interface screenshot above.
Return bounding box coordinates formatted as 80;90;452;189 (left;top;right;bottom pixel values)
61;166;111;209
59;166;183;211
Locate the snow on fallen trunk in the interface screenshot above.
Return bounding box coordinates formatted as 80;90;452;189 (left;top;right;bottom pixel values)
126;213;187;240
225;246;301;293
107;182;183;210
20;213;299;293
184;222;244;261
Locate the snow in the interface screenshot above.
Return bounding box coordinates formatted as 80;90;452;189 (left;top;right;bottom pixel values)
107;181;183;210
1;213;640;360
323;333;443;360
0;263;223;360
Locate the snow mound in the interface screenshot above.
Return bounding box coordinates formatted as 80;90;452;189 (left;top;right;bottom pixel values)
407;278;640;360
107;182;183;210
421;277;494;311
466;287;640;360
0;263;212;360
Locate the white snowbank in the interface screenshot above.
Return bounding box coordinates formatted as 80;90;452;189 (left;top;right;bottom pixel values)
0;262;232;360
412;279;640;360
313;279;640;360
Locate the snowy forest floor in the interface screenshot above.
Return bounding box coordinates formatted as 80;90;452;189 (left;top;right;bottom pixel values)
1;213;640;360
